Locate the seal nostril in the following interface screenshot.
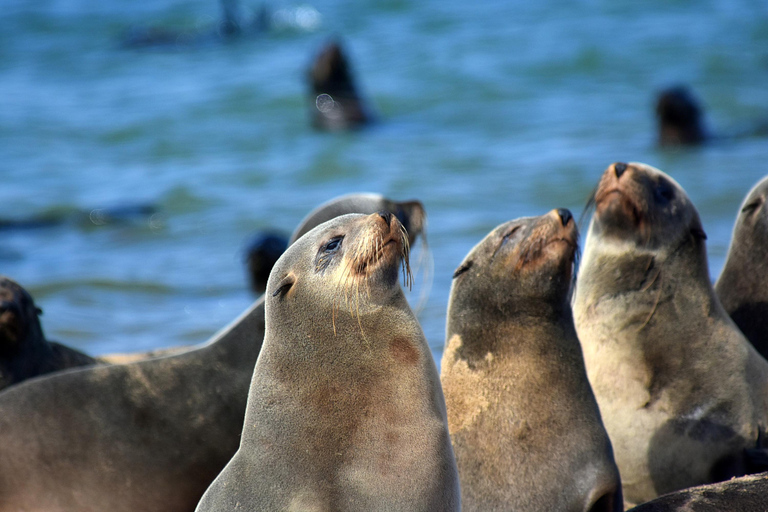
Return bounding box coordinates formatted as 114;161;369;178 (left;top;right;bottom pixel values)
377;210;392;224
614;162;628;178
556;209;573;227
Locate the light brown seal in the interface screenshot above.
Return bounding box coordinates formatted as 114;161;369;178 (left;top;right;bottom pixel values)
196;212;459;511
441;209;622;512
0;276;97;391
0;194;427;512
715;175;768;359
573;162;768;506
626;472;768;512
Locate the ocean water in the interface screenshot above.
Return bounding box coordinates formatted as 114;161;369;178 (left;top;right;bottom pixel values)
1;0;767;362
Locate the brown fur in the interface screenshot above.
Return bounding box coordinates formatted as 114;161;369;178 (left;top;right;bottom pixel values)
441;210;622;512
573;162;768;506
0;276;97;391
196;213;459;511
715;175;768;359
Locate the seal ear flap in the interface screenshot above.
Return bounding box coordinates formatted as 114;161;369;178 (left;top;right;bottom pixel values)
690;226;707;241
271;273;296;299
452;261;473;279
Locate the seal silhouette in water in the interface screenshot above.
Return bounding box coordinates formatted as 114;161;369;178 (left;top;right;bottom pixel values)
196;212;460;511
573;162;768;506
715;175;768;359
656;86;708;146
308;40;375;131
441;209;622;512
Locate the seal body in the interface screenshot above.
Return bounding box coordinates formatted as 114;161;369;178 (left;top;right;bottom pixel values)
0;276;97;391
626;472;768;512
441;209;621;512
308;40;374;131
573;162;768;506
715;175;768;358
0;194;427;511
196;212;459;511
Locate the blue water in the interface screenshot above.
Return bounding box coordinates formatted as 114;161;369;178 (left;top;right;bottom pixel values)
2;0;767;361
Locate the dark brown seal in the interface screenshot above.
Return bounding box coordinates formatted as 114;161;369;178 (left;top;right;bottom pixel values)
441;209;622;512
196;212;459;511
573;162;768;506
656;86;708;147
0;276;97;391
0;194;427;512
715;175;768;359
308;40;374;131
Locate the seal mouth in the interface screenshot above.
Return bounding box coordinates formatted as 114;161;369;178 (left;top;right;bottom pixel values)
345;213;413;289
594;185;644;228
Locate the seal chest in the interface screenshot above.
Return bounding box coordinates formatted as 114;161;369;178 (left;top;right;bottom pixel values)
196;212;459;512
573;162;768;506
441;209;622;512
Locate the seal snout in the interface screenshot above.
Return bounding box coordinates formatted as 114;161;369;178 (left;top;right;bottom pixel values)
556;208;573;227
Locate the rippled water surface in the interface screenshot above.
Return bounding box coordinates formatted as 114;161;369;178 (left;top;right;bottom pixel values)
2;0;767;361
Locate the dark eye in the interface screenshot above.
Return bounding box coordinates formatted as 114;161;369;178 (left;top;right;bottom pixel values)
452;261;473;279
315;236;344;272
741;199;763;215
655;179;675;203
323;236;343;253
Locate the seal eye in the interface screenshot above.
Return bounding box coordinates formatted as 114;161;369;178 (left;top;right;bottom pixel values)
655;179;675;204
323;236;343;253
315;236;344;273
452;261;473;279
741;199;763;216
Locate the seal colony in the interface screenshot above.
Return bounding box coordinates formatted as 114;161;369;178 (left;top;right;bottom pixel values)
715;174;768;359
0;276;97;391
441;209;622;512
196;212;459;511
0;193;427;512
573;162;768;506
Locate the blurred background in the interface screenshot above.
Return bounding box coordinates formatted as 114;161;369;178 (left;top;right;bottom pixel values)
1;0;767;363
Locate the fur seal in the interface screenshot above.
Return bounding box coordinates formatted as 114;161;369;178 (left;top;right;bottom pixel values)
626;472;768;512
573;162;768;506
309;40;375;131
196;212;460;511
715;175;768;359
441;209;622;512
0;194;427;511
656;86;708;147
0;276;97;391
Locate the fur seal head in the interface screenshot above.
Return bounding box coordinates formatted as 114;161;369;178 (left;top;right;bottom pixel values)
0;277;43;358
588;161;707;258
451;208;577;319
656;86;707;146
270;211;412;331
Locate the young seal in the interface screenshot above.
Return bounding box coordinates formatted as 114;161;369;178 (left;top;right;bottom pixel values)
441;209;622;512
0;194;427;512
715;175;768;359
196;212;460;511
626;472;768;512
0;276;97;391
308;40;375;131
573;162;768;506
